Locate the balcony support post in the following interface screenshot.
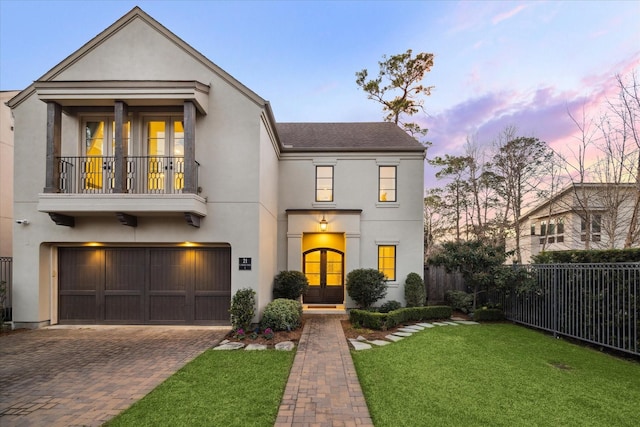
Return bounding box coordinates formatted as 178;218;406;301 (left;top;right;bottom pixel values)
183;101;197;194
113;101;129;193
44;102;62;193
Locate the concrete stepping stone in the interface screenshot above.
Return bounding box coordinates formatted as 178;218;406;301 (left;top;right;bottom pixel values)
455;320;480;325
431;322;449;326
398;328;418;333
349;339;372;350
442;321;460;326
213;342;245;350
404;324;425;330
356;335;368;341
368;340;391;346
392;331;413;337
245;344;267;351
385;334;404;342
417;323;436;328
275;341;295;351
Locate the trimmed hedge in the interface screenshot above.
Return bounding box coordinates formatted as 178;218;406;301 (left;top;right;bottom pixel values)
349;305;453;330
473;308;504;321
532;248;640;263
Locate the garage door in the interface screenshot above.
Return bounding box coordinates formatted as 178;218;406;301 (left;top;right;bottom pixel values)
58;247;231;325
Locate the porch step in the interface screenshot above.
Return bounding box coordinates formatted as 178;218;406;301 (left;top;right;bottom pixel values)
303;304;347;314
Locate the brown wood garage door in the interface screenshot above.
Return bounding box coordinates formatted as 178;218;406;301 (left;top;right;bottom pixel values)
58;247;231;325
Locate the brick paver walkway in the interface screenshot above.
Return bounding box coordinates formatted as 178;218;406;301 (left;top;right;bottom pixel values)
275;315;374;427
0;326;228;427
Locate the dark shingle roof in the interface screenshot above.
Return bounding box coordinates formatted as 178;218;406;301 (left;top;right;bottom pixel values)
276;122;425;152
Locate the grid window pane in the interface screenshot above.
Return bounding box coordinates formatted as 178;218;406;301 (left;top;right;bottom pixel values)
379;166;396;202
378;245;396;281
316;166;333;202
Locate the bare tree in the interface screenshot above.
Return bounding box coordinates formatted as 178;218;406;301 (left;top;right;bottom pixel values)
491;133;554;262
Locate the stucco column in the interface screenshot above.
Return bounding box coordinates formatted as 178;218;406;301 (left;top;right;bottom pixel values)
345;232;361;307
183;101;196;194
113;100;128;193
287;233;303;271
44;102;62;193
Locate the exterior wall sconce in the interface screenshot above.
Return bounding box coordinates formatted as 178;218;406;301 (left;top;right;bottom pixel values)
319;215;328;232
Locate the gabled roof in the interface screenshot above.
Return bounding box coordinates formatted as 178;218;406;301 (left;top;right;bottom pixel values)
7;7;269;112
522;182;637;220
276;122;426;152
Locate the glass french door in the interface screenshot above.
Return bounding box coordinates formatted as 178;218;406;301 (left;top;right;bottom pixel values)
83;119;130;192
146;118;184;193
303;248;344;304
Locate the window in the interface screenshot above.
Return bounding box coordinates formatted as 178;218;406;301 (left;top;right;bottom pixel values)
557;218;564;234
530;223;536;236
315;166;333;202
540;220;547;236
379;166;396;202
548;221;556;235
581;214;602;242
145;118;184;192
378;245;396;281
82;118;131;191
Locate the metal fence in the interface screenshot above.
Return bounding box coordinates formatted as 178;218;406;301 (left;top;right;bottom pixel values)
493;263;639;356
0;257;11;321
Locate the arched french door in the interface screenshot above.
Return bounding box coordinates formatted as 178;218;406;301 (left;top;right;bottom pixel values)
303;248;344;304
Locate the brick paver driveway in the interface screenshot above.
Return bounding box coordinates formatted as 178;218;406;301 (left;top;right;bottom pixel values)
0;325;229;426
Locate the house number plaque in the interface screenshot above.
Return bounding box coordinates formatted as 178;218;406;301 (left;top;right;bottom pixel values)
239;257;252;271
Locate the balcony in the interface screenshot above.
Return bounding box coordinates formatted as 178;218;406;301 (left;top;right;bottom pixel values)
38;155;206;227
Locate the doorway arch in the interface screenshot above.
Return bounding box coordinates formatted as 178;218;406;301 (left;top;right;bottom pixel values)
303;248;344;304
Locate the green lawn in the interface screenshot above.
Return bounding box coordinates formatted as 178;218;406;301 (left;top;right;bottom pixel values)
352;323;640;427
105;350;295;427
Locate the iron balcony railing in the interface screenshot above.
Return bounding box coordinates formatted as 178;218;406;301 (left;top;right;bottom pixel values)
491;263;639;356
56;156;199;194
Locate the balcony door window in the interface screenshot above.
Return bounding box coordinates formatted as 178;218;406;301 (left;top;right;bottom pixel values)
82;119;130;192
145;118;184;193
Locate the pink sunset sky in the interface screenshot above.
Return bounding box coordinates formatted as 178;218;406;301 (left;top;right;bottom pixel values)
1;1;638;188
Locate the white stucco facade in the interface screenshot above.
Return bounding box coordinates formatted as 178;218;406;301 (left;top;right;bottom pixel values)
8;8;425;328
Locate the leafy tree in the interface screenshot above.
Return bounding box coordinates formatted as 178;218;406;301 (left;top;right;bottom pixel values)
427;240;507;309
356;49;434;144
491;134;554;262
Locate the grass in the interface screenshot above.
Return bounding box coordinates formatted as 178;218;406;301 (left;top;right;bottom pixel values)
105;349;295;427
352;323;640;427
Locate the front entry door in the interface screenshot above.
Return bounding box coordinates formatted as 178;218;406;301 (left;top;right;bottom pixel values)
303;248;344;304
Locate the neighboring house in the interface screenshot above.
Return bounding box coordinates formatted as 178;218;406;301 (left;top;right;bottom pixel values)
7;8;425;328
512;183;639;263
0;91;18;258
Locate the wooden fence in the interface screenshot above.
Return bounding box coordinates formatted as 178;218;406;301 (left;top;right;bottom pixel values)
423;264;467;304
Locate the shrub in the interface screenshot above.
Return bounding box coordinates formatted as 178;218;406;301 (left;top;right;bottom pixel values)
379;300;402;313
229;288;256;331
404;272;426;307
445;290;473;314
273;270;309;300
473;308;504;321
260;298;303;331
346;268;387;309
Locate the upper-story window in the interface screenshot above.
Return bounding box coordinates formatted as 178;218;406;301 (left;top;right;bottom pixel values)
82;118;131;191
145;118;185;192
531;223;536;236
315;166;334;202
379;166;397;202
581;214;602;242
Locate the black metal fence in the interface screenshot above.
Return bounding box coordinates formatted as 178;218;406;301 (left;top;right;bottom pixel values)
0;257;11;321
493;263;639;356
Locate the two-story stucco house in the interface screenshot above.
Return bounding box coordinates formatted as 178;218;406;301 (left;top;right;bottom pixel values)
7;7;425;328
513;182;639;263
